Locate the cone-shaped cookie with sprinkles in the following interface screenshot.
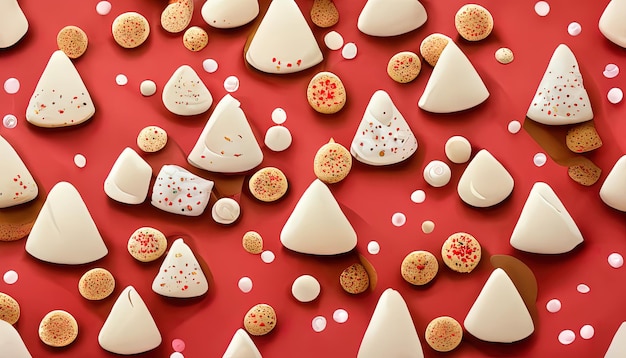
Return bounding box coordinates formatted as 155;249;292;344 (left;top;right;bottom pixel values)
152;238;209;298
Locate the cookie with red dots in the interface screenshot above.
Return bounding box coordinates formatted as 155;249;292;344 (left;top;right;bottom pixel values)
314;138;352;184
441;232;481;273
387;51;421;83
161;0;193;33
568;160;601;186
56;26;88;59
137;126;168;153
38;310;78;347
248;167;288;202
311;0;339;28
112;12;150;49
242;231;264;254
420;33;450;67
183;26;208;52
78;268;116;300
244;303;277;336
401;250;438;285
566;121;603;153
339;263;370;294
455;4;493;41
127;227;167;262
306;71;347;114
0;292;20;324
425;316;463;352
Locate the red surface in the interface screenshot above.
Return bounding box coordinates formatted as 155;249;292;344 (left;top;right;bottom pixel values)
2;0;626;357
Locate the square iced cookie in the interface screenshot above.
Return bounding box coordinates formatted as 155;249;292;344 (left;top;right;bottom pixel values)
151;165;214;216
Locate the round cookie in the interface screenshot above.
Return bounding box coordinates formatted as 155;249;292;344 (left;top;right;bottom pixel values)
387;51;421;83
56;26;88;59
420;33;450;67
495;47;514;64
0;292;20;324
441;232;481;273
313;138;352;184
161;0;193;33
455;4;494;41
425;316;463;352
244;304;277;336
311;0;339;28
339;263;369;294
38;310;78;347
137;126;168;153
242;231;263;254
306;72;346;114
78;268;115;300
248;167;288;202
401;250;438;285
127;227;167;262
183;26;208;52
112;12;150;49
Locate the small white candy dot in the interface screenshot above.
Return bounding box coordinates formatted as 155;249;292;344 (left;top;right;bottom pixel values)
170;353;184;358
224;75;240;92
238;277;253;293
74;154;87;168
271;108;287;124
4;78;20;94
421;220;435;234
391;212;406;227
324;31;344;51
567;22;582;36
115;74;128;86
3;114;17;129
608;253;624;268
423;160;452;187
264;126;292;152
534;1;550;16
577;284;590;293
608;88;623;104
367;241;380;255
312;316;327;332
261;250;275;263
533;153;547;167
558;330;576;345
580;325;594;340
96;1;112;15
203;59;218;73
3;270;18;285
333;309;348;323
291;275;321;303
342;42;358;60
410;190;426;203
604;64;619;78
140;80;157;97
546;299;562;313
508;120;522;134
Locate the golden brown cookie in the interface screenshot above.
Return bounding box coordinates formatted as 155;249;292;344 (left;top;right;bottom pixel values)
420;33;450;67
248;167;288;202
566;121;603;153
137;126;168;153
455;4;494;41
425;316;463;352
0;292;20;325
161;0;194;33
38;310;78;347
401;250;438;285
78;268;115;300
339;263;370;294
56;26;88;59
127;227;167;262
183;26;208;52
307;72;347;114
568;160;601;186
311;0;339;28
313;138;352;184
387;51;421;83
244;304;277;336
242;231;263;254
112;12;150;49
441;232;481;273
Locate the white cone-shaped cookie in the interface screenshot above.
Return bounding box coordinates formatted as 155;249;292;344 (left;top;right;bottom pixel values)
357;0;427;37
202;0;259;28
599;0;626;48
457;149;514;207
418;40;489;113
25;182;108;264
0;135;38;208
98;286;162;355
162;65;213;116
0;320;32;358
464;268;534;343
605;322;626;358
26;50;95;127
358;288;424;358
526;44;593;125
223;329;262;358
0;0;28;48
188;94;263;173
152;238;209;298
350;90;418;166
280;179;357;255
104;147;152;205
600;155;626;211
510;182;583;254
245;0;323;74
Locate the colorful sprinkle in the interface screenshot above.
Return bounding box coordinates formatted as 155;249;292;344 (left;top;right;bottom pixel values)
115;74;128;86
261;250;275;263
172;338;186;352
580;325;594;339
4;78;20;94
271;108;287;124
603;64;619;78
202;59;218;73
608;253;624;268
333;309;348;323
533;153;547;167
224;76;240;92
3;270;18;284
534;1;550;16
96;1;112;15
568;22;582;36
391;212;406;227
312;316;327;332
577;284;590;293
238;277;253;293
74;154;87;168
411;190;426;203
3;114;17;129
546;299;562;313
367;241;380;255
341;42;358;60
508;120;522;134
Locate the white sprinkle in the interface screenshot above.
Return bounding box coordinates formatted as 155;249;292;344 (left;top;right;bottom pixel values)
74;154;87;168
342;42;358;60
96;1;112;15
203;59;218;73
170;352;184;358
533;153;547;167
115;74;128;86
333;309;349;323
264;125;292;152
546;299;562;313
421;220;435;234
410;190;426;203
367;241;380;255
3;78;20;94
558;329;576;345
238;277;253;293
567;22;582;36
603;64;619;78
3;270;18;285
324;31;344;51
391;212;406;227
577;284;590;293
312;316;327;332
608;88;623;104
3;114;17;129
534;1;550;16
580;325;594;339
508;120;522;134
608;253;624;268
224;76;240;92
261;250;275;263
291;275;321;303
271;108;287;124
140;80;157;97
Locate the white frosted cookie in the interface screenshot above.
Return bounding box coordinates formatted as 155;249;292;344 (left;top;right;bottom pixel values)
0;134;38;208
152;238;209;298
0;0;28;48
104;147;152;205
162;65;213;116
358;0;427;37
151;165;214;216
457;149;513;207
202;0;259;29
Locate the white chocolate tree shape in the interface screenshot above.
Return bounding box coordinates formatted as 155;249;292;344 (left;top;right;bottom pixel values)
357;0;427;37
0;320;32;358
202;0;259;29
152;238;209;298
162;65;213;116
600;155;626;211
599;0;626;48
0;135;38;208
223;329;262;358
0;0;28;48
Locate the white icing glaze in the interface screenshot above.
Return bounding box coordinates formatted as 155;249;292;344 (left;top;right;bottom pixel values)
0;0;28;48
212;197;241;224
526;44;593;125
152;238;209;298
280;179;357;255
600;155;626;211
98;286;162;355
202;0;259;29
357;288;424;358
162;65;213;116
464;268;534;343
245;0;323;74
188;94;263;173
457;149;514;207
510;182;584;254
357;0;427;37
0;134;38;208
104;147;152;204
418;40;489;113
26;50;95;127
605;322;626;358
0;320;32;358
151;165;214;216
223;329;262;358
599;0;626;48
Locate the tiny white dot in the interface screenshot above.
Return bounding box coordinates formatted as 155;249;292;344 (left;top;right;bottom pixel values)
261;250;275;263
577;284;590;294
508;120;522;134
534;1;550;16
342;42;358;60
271;108;287;124
224;76;240;92
3;114;17;129
546;299;561;313
74;154;87;168
238;277;253;293
608;253;623;268
96;1;112;15
170;352;184;358
410;190;426;203
533;153;547;167
312;316;327;332
116;74;128;86
391;212;406;227
3;77;20;94
580;324;594;340
333;309;349;323
367;241;380;255
558;329;575;345
608;88;623;104
203;59;218;73
3;270;18;285
567;22;582;36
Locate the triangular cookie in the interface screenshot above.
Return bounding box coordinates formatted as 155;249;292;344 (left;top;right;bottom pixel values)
457;149;514;207
280;179;357;255
0;135;38;208
357;288;424;358
98;286;162;355
357;0;427;37
605;322;626;358
245;0;323;74
223;329;262;358
0;320;32;358
25;181;108;264
0;0;28;48
599;0;626;48
202;0;259;28
152;238;209;298
188;94;263;173
26;50;95;127
162;65;213;116
600;155;626;211
350;90;418;166
464;268;534;343
510;182;583;254
526;44;593;125
418;40;489;113
104;147;152;205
